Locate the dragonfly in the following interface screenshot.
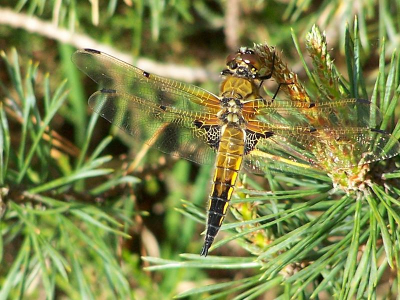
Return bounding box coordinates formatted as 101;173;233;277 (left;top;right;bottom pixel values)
72;47;400;256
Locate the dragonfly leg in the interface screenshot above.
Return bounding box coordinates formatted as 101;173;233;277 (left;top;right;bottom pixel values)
256;48;296;101
271;82;283;100
257;50;276;91
256;50;285;102
258;48;276;81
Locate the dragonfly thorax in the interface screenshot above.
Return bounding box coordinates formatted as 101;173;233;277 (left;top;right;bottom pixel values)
218;68;261;128
217;96;245;125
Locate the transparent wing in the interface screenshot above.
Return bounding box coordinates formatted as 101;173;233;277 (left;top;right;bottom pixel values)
72;48;225;165
244;126;400;174
244;98;379;128
89;89;218;165
242;97;399;173
72;49;221;113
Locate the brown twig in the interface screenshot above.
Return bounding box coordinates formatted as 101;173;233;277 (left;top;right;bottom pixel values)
224;0;240;52
0;7;219;83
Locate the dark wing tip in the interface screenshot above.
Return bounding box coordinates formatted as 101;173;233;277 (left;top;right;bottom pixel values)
83;48;101;54
356;99;371;105
100;88;117;94
370;128;389;134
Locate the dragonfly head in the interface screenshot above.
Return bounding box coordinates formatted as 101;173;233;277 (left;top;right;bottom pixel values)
222;47;261;79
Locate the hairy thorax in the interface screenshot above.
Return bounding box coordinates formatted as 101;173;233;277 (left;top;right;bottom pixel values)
218;76;260;127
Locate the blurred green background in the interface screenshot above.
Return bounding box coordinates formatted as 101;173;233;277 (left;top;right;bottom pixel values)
1;0;400;299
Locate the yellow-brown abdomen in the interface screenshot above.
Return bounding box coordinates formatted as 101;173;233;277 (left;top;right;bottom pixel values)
200;124;245;256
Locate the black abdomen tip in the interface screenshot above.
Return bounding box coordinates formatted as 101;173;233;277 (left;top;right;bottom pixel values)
200;242;211;256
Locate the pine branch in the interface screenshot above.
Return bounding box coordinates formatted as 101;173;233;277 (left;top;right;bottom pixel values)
2;1;400;298
0;49;139;299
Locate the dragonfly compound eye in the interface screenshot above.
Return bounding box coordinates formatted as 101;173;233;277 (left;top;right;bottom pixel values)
240;53;261;71
226;53;237;65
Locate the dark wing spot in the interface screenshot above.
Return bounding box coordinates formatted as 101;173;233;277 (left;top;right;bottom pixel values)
245;130;270;154
194;120;203;128
371;128;387;134
101;88;117;94
309;127;317;133
193;121;220;150
264;131;274;138
309;102;316;108
206;126;221;150
143;71;150;78
84;48;101;54
357;99;371;105
159;105;167;111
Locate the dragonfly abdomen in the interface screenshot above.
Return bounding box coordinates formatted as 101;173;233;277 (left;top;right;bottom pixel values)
201;125;245;256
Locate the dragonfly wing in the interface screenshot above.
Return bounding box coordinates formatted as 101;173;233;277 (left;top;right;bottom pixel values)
72;49;221;112
249;98;381;128
243;134;320;175
89;89;218;165
243;125;400;174
243;96;400;174
310;127;400;168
